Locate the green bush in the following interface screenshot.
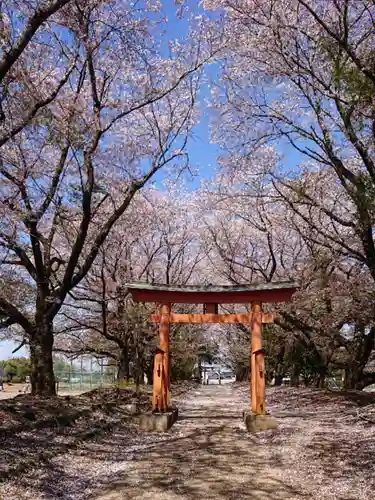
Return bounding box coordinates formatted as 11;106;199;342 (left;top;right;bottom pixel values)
0;357;31;382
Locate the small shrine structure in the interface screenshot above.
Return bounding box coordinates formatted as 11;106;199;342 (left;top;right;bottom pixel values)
126;282;297;425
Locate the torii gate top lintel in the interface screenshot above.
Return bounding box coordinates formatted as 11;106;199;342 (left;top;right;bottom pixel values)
126;281;297;304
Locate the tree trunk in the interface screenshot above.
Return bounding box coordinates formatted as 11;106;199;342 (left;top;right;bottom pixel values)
197;358;202;380
144;358;154;385
291;365;300;386
135;339;142;396
274;345;285;385
117;347;130;382
274;373;283;386
343;365;372;390
29;320;55;397
236;364;249;382
343;366;358;390
316;367;327;388
343;327;375;390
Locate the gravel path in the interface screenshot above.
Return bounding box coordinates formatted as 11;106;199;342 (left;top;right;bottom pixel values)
0;384;374;500
94;385;298;500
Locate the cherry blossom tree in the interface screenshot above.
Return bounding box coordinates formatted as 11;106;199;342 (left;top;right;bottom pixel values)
200;154;375;387
0;0;217;395
0;0;74;144
54;188;208;383
206;0;375;275
203;0;375;386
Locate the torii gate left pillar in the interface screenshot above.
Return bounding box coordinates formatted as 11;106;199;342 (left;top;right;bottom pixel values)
152;303;171;412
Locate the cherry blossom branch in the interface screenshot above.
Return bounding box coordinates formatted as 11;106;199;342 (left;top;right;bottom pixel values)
0;297;32;333
0;0;71;84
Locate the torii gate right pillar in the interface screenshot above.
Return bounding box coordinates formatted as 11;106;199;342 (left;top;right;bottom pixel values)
245;300;278;432
250;301;265;414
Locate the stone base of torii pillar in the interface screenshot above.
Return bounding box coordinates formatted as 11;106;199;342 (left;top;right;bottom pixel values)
139;408;179;432
243;411;278;432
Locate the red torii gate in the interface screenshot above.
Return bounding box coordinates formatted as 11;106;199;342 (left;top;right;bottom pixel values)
127;282;297;420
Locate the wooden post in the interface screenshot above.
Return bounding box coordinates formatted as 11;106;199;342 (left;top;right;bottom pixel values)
251;301;265;414
160;303;171;410
204;303;218;314
255;349;266;414
152;349;164;412
168;351;172;402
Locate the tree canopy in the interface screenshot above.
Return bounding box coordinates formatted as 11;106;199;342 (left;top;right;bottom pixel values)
0;0;374;394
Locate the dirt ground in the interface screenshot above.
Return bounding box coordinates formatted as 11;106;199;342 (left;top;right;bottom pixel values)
0;384;374;500
0;384;93;400
0;383;28;399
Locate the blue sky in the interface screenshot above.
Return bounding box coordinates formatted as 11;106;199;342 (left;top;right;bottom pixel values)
151;0;222;189
1;340;27;360
157;1;304;186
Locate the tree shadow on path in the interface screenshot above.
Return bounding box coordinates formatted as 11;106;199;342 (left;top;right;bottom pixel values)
87;402;306;500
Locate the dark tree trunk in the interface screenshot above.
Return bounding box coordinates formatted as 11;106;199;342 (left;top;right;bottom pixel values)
117;347;130;382
236;364;249;382
291;365;300;386
274;373;283;386
29;320;55;397
274;345;285;385
343;366;374;390
343;327;374;390
144;358;154;385
135;340;142;396
343;366;359;390
316;367;327;388
115;294;131;382
197;358;202;380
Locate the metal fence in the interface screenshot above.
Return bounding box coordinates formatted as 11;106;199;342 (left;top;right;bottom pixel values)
55;371;116;394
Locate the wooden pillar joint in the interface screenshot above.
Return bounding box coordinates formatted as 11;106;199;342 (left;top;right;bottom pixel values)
204;303;218;314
